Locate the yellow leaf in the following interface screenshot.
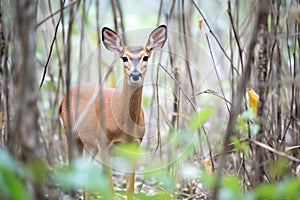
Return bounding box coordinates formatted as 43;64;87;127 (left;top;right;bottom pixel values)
109;73;115;88
248;88;259;116
203;159;212;173
198;18;203;30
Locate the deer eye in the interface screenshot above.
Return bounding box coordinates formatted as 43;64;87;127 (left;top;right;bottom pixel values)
122;57;128;62
143;56;148;62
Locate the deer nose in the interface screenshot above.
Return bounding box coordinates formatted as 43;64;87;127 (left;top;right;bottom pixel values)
129;69;142;83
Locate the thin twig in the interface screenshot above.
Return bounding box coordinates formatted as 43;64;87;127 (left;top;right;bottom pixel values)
251;140;300;163
111;0;125;42
195;89;232;106
38;4;64;91
192;0;239;76
36;0;79;28
227;1;244;73
205;34;230;114
181;0;196;105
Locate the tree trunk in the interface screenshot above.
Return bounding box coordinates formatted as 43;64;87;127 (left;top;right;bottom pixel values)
11;0;42;198
254;0;269;187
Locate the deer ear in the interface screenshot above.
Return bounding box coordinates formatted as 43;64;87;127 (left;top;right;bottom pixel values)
102;27;124;53
146;25;167;52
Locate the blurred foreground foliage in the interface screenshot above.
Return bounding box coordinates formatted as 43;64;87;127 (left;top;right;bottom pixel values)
1;109;300;200
1;147;300;200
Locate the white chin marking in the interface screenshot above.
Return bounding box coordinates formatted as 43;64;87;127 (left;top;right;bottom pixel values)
129;77;142;85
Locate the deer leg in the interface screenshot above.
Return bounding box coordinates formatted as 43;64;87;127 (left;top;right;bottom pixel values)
83;148;90;200
106;165;114;191
104;151;114;192
66;135;84;198
96;146;114;197
66;139;76;198
126;171;135;200
83;146;98;200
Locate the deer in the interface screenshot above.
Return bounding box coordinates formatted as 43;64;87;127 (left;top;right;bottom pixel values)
59;25;167;199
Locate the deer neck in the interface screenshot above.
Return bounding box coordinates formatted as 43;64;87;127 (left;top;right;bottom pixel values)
120;79;143;123
108;79;144;143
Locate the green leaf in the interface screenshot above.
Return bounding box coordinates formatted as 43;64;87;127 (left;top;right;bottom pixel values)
240;142;249;156
200;171;217;189
53;158;114;200
1;170;30;200
279;178;300;198
240;109;255;121
160;173;176;191
110;142;143;163
46;80;56;92
230;136;249;156
222;175;242;197
136;191;172;200
250;124;260;136
243;192;257;200
142;169;176;191
142;96;152;108
230;136;241;149
219;188;238;200
254;183;277;199
0;150;30;200
189;107;213;131
269;157;289;178
27;161;46;185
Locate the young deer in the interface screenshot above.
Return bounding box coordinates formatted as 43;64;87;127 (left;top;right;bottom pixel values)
60;25;167;199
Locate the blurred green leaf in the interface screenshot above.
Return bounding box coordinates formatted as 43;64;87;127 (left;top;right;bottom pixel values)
251;177;300;199
167;129;195;162
111;142;143;163
188;107;213;131
279;177;300;198
41;76;56;92
254;182;277;199
160;173;176;191
27;160;47;184
240;142;249;156
269;157;289;178
183;143;195;160
53;158;114;200
243;192;257;200
250;124;260;136
136;191;172;200
230;136;249;156
46;109;53;117
230;136;240;148
0;149;31;200
235;109;260;136
72;24;78;34
219;188;239;200
200;171;217;189
46;80;56;92
240;109;255;121
143;170;175;191
0;150;25;176
222;175;242;198
142;96;151;108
